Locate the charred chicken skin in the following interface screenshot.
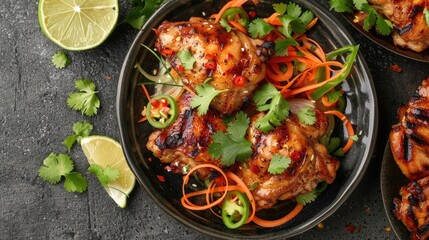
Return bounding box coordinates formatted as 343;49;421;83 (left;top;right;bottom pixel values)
390;78;429;181
394;176;429;240
390;78;429;239
238;112;340;209
146;93;226;179
368;0;429;52
146;93;340;209
155;17;271;115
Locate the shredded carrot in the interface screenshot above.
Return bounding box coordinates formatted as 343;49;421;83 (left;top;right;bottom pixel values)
305;17;318;30
138;116;147;123
264;13;282;26
321;95;337;108
141;84;151;101
228;20;248;34
181;164;229;211
252;204;304;227
324;110;356;153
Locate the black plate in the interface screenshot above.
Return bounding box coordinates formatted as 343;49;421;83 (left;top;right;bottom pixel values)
343;13;429;63
116;0;378;238
380;141;410;240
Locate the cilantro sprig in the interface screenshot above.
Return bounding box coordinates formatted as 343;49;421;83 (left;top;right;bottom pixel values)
328;0;393;36
296;182;328;206
253;83;290;133
63;121;93;152
123;0;165;29
52;51;71;69
190;82;227;115
208;112;252;166
67;79;101;116
38;153;88;193
88;164;120;187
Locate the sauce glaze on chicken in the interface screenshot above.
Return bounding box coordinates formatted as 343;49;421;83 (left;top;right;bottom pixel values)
368;0;429;52
155;17;271;115
147;18;340;210
390;78;429;239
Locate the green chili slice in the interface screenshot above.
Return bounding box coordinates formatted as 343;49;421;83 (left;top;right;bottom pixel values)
146;94;178;129
221;190;250;229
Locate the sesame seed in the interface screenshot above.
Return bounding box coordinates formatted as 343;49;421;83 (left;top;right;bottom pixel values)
202;11;206;16
176;36;181;41
241;47;245;52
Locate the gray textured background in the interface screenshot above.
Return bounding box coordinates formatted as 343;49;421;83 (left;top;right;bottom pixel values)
1;0;428;239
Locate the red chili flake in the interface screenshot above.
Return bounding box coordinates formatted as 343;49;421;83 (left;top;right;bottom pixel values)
205;61;216;70
345;224;356;233
214;176;226;186
105;75;112;81
290;151;303;161
205;53;215;60
177;65;184;72
157;175;165;182
148;157;153;162
151;99;160;108
161;48;174;55
227;53;235;59
248;11;257;18
233;75;246;86
390;64;402;73
251;165;260;174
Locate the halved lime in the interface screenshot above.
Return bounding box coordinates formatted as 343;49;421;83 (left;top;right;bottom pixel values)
38;0;119;51
80;136;135;208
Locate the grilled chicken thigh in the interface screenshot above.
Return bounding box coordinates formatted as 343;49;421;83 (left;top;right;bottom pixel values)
146;93;226;179
390;78;429;181
147;94;340;209
155;17;271;114
368;0;429;52
394;176;429;240
238;112;339;209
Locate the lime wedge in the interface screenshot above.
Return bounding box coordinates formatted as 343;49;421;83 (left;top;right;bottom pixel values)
38;0;119;51
80;136;135;208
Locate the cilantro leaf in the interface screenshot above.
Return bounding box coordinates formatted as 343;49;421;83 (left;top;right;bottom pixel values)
123;0;163;29
64;172;88;193
286;2;302;18
248;18;275;38
220;18;232;32
296;190;318;205
327;137;341;153
190;83;227;115
297;107;316;125
273;3;287;15
253;84;290;133
38;153;74;184
268;154;291;174
328;0;354;13
88;164;119;187
63;121;93;152
52;51;71;69
227;111;249;142
67;79;100;116
38;153;88;193
296;182;328;205
275;38;297;56
208;112;252;166
177;48;196;70
329;0;392;35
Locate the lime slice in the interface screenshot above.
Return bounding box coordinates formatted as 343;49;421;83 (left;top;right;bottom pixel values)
38;0;119;51
80;136;135;208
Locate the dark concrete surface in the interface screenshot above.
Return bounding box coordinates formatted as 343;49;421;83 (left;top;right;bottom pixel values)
1;0;428;239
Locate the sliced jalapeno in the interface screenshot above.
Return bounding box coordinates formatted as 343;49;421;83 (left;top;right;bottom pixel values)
221;7;250;27
146;94;178;129
221;190;250;229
